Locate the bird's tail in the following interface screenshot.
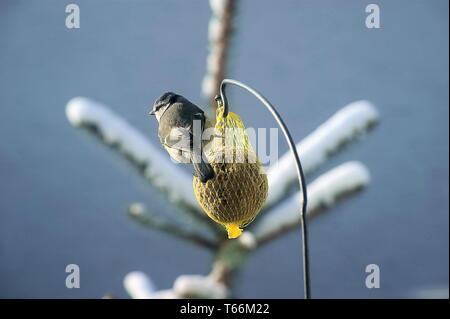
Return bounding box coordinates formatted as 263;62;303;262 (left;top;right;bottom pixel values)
191;151;214;183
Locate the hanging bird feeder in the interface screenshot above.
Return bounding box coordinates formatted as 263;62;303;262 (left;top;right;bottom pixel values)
193;98;268;239
193;79;311;299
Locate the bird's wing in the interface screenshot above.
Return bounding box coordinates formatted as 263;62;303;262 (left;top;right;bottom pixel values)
161;127;192;152
159;110;206;164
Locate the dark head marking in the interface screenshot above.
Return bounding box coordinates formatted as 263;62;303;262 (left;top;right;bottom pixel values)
150;92;180;115
154;92;179;108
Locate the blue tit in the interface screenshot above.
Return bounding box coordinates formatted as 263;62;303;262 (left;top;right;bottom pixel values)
150;92;214;183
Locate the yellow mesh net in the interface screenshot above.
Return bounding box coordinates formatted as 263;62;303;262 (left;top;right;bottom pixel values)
193;105;268;239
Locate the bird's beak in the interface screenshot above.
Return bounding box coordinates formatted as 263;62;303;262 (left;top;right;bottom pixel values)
149;110;155;115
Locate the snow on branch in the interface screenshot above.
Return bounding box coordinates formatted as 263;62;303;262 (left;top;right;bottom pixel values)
202;0;236;107
65;97;200;211
173;274;228;299
254;161;371;244
123;271;156;299
124;271;228;299
266;100;378;206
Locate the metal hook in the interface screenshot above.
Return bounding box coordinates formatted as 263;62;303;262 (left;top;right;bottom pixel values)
217;79;311;299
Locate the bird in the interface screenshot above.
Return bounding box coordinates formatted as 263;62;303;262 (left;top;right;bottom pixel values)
149;92;215;183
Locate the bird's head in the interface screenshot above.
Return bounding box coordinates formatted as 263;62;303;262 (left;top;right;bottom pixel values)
149;92;180;121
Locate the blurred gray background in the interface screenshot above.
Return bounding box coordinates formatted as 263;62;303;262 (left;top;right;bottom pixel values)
0;0;448;298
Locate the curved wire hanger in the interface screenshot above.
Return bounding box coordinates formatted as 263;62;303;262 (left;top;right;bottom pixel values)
215;78;311;299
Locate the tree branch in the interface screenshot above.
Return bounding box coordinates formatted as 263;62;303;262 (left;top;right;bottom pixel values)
65;97;223;235
202;0;237;109
254;161;371;245
127;203;218;250
265;100;378;208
